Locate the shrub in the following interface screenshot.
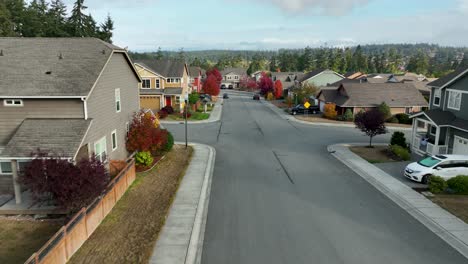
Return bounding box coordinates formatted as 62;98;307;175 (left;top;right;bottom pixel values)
135;151;153;167
188;92;200;105
158;109;168;119
127;111;168;153
343;109;354;121
163;132;174;152
390;131;408;149
390;145;411;161
378;102;392;120
429;176;447;194
20;153;109;213
447;175;468;194
387;117;399;123
179;111;192;119
162;105;174;114
267;92;275;101
395;113;411;124
323;103;338;120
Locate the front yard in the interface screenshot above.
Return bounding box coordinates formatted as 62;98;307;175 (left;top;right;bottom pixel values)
0;217;63;264
430;195;468;224
350;146;400;163
165;111;210;121
68;145;193;264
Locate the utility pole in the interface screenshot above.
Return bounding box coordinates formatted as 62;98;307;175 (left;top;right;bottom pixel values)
184;94;189;149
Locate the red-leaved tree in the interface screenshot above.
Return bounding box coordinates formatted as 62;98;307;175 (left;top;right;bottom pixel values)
20;153;109;212
202;74;221;96
258;72;274;95
354;109;387;147
274;80;283;99
240;76;258;91
206;68;222;87
127;111;168;154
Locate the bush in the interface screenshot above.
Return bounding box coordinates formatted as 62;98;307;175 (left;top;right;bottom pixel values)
135;151;153;167
162;105;174;114
158;109;168;119
163;132;174;152
390;131;408;149
378;102;392;120
178;111;192;119
267;92;275;101
395;113;411;124
343;109;354;121
390;145;411;161
447;175;468;194
429;176;447;194
323;103;338;120
127;111;168;154
188;92;200;105
386;117;399;123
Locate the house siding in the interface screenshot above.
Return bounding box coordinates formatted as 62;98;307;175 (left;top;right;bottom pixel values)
0;99;84;146
447;128;468;152
304;71;343;87
84;52;140;161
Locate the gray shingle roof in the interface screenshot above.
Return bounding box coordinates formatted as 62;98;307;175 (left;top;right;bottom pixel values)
135;59;186;77
164;88;183;95
0;119;91;158
0;37;130;97
297;69;326;83
221;68;247;76
140;89;164;95
428;66;468;88
416;109;468;131
189;66;201;77
319;83;428;107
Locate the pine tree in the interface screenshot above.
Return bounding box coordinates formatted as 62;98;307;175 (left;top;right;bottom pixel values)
344;48;353;72
3;0;25;35
83;14;98;37
68;0;88;37
269;55;278;72
46;0;68;37
22;0;48;36
98;13;114;42
155;47;164;60
0;3;15;36
177;48;185;61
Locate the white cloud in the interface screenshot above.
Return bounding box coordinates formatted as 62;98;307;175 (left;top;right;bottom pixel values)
253;0;372;15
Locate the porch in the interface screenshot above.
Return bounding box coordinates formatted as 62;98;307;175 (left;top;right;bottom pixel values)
411;117;450;156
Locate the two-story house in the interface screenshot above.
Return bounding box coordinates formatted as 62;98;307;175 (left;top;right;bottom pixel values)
0;38;141;204
296;69;344;87
134;60;189;112
189;66;203;93
221;68;247;88
410;66;468;156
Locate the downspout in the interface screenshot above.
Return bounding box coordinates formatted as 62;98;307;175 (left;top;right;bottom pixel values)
81;97;88;120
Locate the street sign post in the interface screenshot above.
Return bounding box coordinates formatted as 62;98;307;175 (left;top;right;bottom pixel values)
304;101;311;117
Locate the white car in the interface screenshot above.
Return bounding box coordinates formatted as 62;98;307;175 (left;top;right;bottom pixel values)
404;155;468;184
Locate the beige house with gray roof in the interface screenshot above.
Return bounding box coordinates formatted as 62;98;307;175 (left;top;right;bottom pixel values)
0;38;141;204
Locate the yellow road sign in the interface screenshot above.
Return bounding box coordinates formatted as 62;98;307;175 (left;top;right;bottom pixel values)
304;102;311;109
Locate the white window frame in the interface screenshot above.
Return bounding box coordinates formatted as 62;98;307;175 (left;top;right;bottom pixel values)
17;160;31;172
3;99;23;107
433;88;441;106
430;125;437;136
447;90;462;111
111;130;118;151
125;122;130;135
0;161;13;174
94;136;107;163
156;79;160;89
175;96;181;105
115;88;121;113
142;79;151;89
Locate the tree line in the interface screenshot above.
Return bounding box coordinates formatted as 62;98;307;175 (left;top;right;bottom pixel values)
0;0;114;42
131;44;468;78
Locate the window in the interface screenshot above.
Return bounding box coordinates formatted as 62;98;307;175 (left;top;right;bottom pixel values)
448;90;462;110
175;96;180;105
142;79;151;89
115;88;121;112
3;99;23;107
18;161;30;172
430;125;437;136
167;78;171;83
156;79;160;89
125;122;130;135
0;161;12;174
433;89;441;106
111;130;117;151
94;137;107;163
235;75;239;80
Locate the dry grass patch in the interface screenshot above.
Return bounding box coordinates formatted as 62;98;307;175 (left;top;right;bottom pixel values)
0;217;62;264
350;146;398;163
430;195;468;224
68;145;193;264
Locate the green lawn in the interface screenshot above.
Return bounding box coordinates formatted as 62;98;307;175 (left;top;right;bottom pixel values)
165;111;210;121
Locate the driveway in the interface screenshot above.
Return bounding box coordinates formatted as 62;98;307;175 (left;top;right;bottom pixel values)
375;161;428;189
163;91;466;264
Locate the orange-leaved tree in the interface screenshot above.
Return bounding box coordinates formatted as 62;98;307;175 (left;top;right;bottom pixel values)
274;80;283;99
323;103;338;120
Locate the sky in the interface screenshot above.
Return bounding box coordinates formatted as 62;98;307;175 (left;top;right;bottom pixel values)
63;0;468;51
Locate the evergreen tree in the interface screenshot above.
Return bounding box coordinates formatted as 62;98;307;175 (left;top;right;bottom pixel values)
177;48;185;61
68;0;88;37
344;48;353;72
155;47;164;60
3;0;25;35
83;14;98;37
367;55;376;73
191;57;202;67
0;3;15;36
269;55;278;72
22;0;48;36
98;13;114;42
301;46;315;71
46;0;68;37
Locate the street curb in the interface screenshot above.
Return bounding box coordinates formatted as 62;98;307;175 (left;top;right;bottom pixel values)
160;99;223;125
184;143;216;264
328;143;468;259
261;99;413;131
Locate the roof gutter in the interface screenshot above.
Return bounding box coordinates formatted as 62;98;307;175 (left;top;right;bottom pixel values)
81;97;88;120
0;96;86;99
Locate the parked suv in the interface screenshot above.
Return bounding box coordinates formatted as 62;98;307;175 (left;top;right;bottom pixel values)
404;155;468;184
290;104;320;115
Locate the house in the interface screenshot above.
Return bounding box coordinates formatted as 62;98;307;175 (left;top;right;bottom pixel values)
297;69;344;87
221;68;247;88
134;59;189;113
343;71;366;79
410;66;468;156
189;66;203;93
317;83;428;115
0;38;141;204
251;71;263;81
271;72;303;95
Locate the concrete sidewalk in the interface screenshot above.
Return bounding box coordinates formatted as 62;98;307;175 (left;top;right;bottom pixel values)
261;99;413;131
329;143;468;259
160;99;223;125
150;143;216;264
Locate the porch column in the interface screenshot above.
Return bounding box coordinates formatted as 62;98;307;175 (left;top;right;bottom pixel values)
411;118;417;149
434;126;441;155
11;160;22;204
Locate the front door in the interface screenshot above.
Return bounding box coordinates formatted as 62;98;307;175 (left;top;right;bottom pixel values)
165;96;172;107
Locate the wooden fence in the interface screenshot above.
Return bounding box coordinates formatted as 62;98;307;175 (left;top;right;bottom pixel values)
24;159;136;264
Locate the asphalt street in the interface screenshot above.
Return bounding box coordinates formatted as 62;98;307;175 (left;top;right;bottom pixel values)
164;91;466;264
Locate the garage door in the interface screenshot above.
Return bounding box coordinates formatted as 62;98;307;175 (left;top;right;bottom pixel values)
454;136;468;155
140;96;161;112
